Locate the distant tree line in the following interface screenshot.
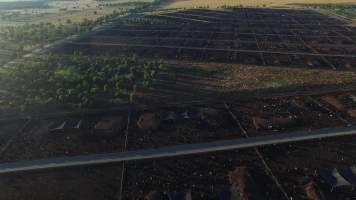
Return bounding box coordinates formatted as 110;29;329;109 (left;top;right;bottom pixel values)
0;9;124;46
118;16;177;26
0;0;169;58
300;4;356;19
302;4;356;10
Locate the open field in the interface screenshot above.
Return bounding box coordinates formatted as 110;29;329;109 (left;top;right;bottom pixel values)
3;8;356;108
164;0;356;9
48;8;356;100
1;5;356;200
0;0;151;26
2;7;356;113
0;0;151;68
54;9;356;70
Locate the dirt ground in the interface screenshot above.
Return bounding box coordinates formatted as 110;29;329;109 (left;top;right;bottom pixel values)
0;86;355;199
135;60;356;105
0;165;123;200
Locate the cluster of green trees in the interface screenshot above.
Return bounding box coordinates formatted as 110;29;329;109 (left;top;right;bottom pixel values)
119;16;176;26
302;4;356;10
0;0;168;55
0;0;169;46
219;4;267;9
102;1;150;8
301;4;356;19
0;9;125;46
0;53;164;110
220;5;241;9
0;9;128;62
1;21;88;46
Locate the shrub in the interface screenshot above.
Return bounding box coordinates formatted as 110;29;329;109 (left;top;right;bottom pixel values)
0;53;165;109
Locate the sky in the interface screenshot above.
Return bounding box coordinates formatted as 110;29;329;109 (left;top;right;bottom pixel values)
0;0;41;2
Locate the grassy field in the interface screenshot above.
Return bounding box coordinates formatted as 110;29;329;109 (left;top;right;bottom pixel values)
0;0;154;26
35;7;120;24
222;64;356;91
297;3;356;20
0;0;154;67
178;61;356;91
163;0;356;9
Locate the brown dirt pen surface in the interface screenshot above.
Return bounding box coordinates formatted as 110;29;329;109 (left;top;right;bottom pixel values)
52;8;356;105
0;90;356;199
1;7;356;200
56;9;356;71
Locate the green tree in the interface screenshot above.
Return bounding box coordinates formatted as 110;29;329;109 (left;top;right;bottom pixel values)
0;53;164;110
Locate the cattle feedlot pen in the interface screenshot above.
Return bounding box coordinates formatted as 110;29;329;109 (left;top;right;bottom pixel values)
0;126;355;174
